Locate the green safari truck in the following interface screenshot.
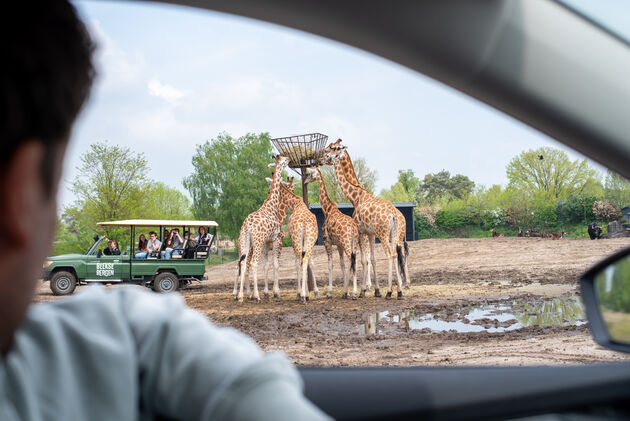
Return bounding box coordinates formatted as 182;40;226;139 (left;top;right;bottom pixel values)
43;219;217;295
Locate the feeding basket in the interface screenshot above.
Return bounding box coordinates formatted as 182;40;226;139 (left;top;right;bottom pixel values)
271;133;328;169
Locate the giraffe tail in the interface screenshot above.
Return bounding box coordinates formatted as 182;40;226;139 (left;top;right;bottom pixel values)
350;225;356;273
396;244;406;281
237;228;251;277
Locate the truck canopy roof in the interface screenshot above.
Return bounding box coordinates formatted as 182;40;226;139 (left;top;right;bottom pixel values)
97;219;218;227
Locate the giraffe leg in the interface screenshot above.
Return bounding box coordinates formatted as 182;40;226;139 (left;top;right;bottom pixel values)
359;233;370;298
301;254;309;303
403;242;410;289
249;242;263;303
324;237;333;298
262;244;270;299
272;238;281;300
338;245;350;299
237;253;248;304
394;250;404;300
369;235;381;297
309;259;319;299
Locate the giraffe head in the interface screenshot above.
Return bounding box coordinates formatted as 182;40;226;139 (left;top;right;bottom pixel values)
268;154;290;172
266;174;295;192
320;139;347;165
303;166;318;184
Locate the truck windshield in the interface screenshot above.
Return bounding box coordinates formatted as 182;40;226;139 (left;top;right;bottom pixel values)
85;236;105;255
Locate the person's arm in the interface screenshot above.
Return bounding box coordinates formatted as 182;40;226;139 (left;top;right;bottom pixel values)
119;290;330;421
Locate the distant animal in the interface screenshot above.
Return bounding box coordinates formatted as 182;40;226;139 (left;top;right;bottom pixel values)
550;231;566;240
541;232;553;238
525;229;542;238
517;228;523;237
588;222;602;240
491;228;504;238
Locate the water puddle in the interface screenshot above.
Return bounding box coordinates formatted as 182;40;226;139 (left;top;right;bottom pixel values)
359;297;586;335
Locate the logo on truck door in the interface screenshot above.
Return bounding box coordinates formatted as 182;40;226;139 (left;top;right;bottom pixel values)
96;262;115;277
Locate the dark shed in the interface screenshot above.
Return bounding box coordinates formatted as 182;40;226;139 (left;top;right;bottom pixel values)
309;202;416;245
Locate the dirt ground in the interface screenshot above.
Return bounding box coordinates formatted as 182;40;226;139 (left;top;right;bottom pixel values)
37;237;630;366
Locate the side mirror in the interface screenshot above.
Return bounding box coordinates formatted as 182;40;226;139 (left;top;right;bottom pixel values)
581;246;630;352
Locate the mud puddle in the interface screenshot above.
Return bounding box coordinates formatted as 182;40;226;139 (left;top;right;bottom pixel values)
360;297;586;335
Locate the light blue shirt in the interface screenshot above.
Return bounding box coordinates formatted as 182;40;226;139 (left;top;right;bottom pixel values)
0;287;330;420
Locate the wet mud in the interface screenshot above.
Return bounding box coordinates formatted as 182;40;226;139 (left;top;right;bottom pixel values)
37;237;630;366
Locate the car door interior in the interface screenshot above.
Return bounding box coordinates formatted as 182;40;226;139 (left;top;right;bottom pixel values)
146;0;630;419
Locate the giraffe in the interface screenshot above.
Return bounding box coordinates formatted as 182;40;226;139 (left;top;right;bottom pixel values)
234;154;289;303
303;165;360;299
326;140;410;291
241;175;295;300
278;178;320;303
320;140;407;299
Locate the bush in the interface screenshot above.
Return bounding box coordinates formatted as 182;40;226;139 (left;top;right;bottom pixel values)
480;208;505;228
435;208;466;230
556;194;597;225
593;199;623;223
532;204;558;231
415;214;436;239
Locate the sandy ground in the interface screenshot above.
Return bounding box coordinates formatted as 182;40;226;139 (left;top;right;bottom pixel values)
37;237;630;366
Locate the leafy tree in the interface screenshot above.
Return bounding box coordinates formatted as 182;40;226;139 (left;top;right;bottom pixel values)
506;147;599;199
379;182;414;202
421;170;474;203
71;142;148;221
532;204;558;231
183;132;274;240
316;158;377;204
145;182;192;220
69;141;149;241
397;169;421;201
604;170;630;209
555;194;597;225
380;169;420;203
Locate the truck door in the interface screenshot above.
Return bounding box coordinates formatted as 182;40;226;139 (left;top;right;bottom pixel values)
86;255;129;282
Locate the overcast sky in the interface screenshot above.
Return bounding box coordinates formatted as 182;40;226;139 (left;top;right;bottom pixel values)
62;0;626;210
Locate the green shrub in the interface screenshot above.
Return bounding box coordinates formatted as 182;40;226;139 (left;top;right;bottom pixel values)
436;208;466;230
415;214;436;239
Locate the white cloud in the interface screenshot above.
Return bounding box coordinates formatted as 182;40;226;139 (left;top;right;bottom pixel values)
147;78;187;102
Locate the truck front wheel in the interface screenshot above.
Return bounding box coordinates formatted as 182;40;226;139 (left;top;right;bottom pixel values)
153;272;179;293
50;271;77;296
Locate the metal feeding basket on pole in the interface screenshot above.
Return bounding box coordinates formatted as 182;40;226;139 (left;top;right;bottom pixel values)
271;133;328;207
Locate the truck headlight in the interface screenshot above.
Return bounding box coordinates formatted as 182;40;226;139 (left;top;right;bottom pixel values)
43;261;53;269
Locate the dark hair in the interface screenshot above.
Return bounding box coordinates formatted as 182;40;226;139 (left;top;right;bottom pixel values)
1;2;95;195
138;234;147;249
149;231;157;237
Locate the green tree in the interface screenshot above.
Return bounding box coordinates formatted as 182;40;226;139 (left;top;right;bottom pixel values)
506;147;599;199
183;132;274;240
145;182;192;219
397;169;421;201
69;141;149;241
604;170;630;209
421;170;474;203
379;182;414;202
316;158;377;204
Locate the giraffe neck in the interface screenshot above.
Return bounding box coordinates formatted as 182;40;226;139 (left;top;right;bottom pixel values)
334;154;369;207
315;169;338;218
340;151;361;185
277;191;292;222
281;185;308;213
263;162;283;213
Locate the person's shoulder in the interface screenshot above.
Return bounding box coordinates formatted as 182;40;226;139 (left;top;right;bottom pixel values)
25;287;185;339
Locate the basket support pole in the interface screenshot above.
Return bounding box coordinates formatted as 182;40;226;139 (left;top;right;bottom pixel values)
300;167;310;207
